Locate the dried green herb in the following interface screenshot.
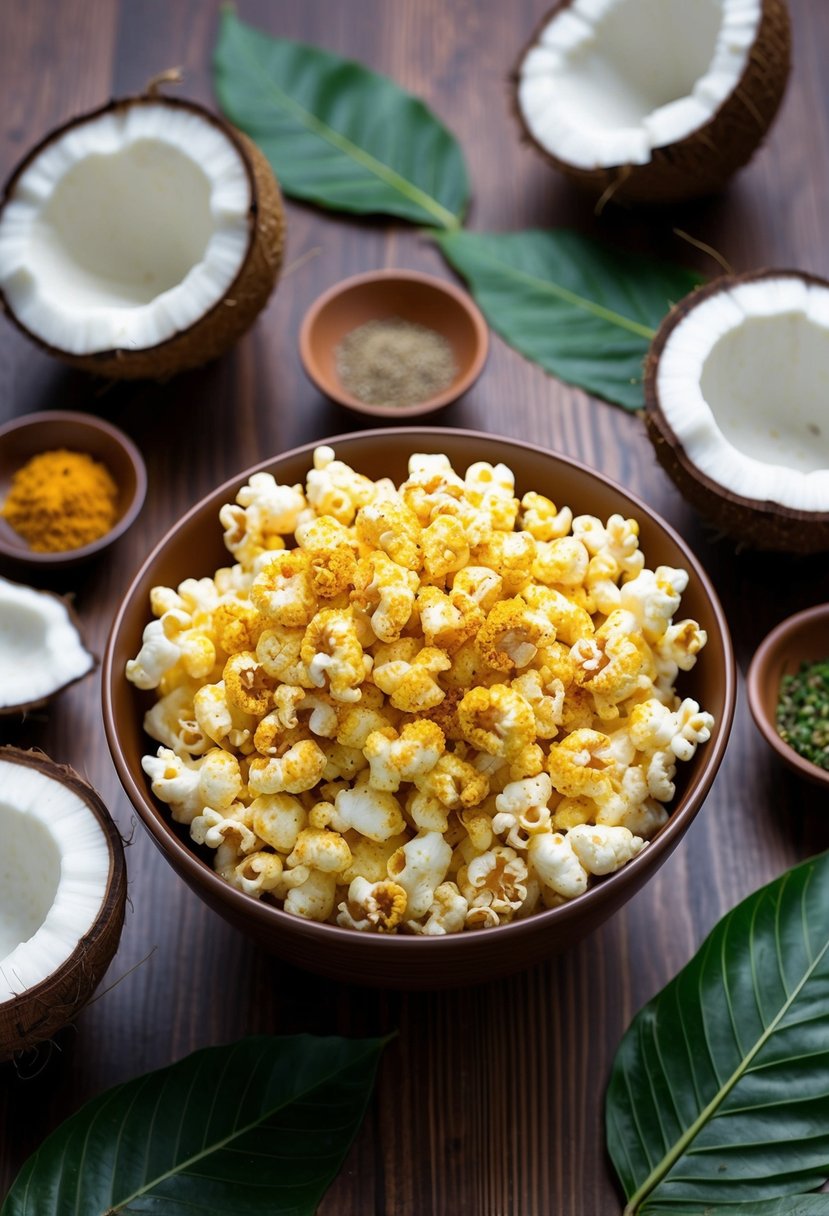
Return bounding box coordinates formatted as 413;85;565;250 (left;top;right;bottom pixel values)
777;658;829;770
336;317;457;407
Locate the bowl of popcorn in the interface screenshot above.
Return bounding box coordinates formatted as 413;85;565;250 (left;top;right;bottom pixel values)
103;429;736;988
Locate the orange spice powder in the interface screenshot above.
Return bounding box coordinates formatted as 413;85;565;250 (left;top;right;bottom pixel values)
1;448;119;553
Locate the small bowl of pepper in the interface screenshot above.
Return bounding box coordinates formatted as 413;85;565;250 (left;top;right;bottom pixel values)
0;410;147;569
747;603;829;787
299;269;489;418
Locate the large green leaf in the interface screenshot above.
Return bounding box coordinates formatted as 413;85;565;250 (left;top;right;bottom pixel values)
606;853;829;1214
2;1034;388;1216
435;229;702;410
213;10;468;229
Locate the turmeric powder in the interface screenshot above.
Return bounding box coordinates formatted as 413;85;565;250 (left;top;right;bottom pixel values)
1;448;119;553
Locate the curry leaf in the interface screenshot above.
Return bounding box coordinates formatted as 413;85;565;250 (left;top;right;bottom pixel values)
213;9;468;229
606;852;829;1214
435;228;702;410
2;1034;389;1216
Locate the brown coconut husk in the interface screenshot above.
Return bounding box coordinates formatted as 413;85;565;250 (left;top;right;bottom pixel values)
644;269;829;554
0;95;285;379
0;748;127;1060
513;0;791;206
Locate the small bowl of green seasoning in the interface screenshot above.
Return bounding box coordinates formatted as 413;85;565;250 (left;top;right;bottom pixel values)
299;269;489;417
747;603;829;786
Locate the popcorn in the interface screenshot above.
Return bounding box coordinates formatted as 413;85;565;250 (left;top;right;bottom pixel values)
475;597;553;672
331;775;406;841
129;445;714;933
251;793;307;852
463;848;530;927
458;685;535;759
248;739;327;795
126;619;183;690
301;608;371;703
407;882;468;935
372;643;450;712
387;831;453;919
337;877;408;932
352;552;418;643
141;747;243;825
364;721;445;791
287;827;352;874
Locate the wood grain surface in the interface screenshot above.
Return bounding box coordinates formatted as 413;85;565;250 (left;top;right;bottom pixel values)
2;2;828;1212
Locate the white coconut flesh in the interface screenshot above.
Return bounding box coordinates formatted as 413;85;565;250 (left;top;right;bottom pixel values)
518;0;761;169
0;576;94;710
655;277;829;512
0;759;111;1003
0;103;253;354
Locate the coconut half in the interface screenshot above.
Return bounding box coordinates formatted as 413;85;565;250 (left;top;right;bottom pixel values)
0;748;126;1059
645;270;829;553
0;93;284;378
0;575;95;714
515;0;790;205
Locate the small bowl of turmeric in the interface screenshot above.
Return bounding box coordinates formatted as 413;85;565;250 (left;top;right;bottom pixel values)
0;411;147;568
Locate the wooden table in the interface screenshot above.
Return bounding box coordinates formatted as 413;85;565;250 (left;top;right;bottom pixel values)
2;2;828;1211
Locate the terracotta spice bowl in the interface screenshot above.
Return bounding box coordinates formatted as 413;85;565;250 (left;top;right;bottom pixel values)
299;269;489;417
0;410;147;569
747;603;829;788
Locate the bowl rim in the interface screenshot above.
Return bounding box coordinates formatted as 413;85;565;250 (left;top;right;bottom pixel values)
103;426;737;952
746;602;829;786
298;268;490;417
0;409;148;565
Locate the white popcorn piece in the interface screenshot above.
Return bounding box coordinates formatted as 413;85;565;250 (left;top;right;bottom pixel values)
332;775;406;842
283;869;337;922
251;793;307;853
407;882;469;935
528;832;589;900
126;619;182;689
387;831;453;919
566;823;646;876
336;876;408;932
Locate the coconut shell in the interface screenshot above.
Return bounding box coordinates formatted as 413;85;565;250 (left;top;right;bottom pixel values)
0;748;127;1060
644;269;829;554
0;96;285;379
514;0;791;206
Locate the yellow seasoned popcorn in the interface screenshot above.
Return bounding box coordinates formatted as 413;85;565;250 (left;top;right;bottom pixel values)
127;447;715;934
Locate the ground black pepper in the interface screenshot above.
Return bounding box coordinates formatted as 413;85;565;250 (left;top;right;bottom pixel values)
336;316;457;407
776;658;829;770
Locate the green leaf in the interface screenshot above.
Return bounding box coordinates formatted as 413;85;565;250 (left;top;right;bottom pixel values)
606;853;829;1215
2;1034;388;1216
213;9;468;229
646;1200;829;1215
435;228;702;410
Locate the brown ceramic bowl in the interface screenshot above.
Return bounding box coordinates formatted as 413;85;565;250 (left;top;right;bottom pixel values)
0;410;147;568
747;603;829;787
299;269;489;417
102;429;736;989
